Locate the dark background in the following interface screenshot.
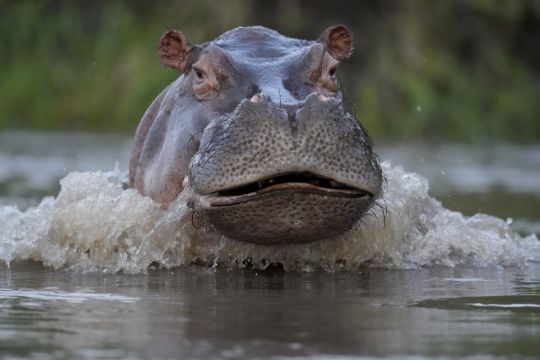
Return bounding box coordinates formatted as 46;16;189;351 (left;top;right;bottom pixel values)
1;0;539;142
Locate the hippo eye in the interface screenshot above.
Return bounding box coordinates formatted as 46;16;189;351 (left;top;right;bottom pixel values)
329;68;336;78
194;68;204;80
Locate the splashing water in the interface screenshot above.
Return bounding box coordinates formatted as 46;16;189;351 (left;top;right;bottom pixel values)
0;163;538;273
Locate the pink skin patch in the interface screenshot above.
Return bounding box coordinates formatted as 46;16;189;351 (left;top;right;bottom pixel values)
249;94;262;103
318;94;330;102
182;176;190;189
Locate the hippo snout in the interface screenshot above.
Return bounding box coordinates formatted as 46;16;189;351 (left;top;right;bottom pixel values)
188;93;382;244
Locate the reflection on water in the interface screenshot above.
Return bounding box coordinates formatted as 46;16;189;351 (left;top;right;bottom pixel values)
0;288;139;303
417;295;540;312
1;262;539;359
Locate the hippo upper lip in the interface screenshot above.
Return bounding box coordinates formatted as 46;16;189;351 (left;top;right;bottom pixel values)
205;172;372;205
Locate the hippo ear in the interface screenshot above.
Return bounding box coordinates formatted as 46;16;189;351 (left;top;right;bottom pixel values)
320;25;353;61
158;30;193;71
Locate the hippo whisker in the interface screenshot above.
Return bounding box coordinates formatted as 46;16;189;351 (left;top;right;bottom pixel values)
370;197;389;227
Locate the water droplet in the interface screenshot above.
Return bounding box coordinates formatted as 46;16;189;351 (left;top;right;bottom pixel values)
416;105;422;112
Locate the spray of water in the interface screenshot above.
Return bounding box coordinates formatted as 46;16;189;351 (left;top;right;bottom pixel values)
0;163;538;273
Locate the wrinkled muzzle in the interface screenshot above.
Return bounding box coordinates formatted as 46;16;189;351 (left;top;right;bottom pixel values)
188;93;382;244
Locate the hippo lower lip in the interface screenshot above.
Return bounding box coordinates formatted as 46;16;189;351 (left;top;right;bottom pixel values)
196;171;375;244
205;172;372;207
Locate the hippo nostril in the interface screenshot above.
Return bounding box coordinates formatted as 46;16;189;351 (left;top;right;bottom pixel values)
302;92;326;107
249;94;262;103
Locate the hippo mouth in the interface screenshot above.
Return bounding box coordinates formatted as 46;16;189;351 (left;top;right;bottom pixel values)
204;172;372;206
193;171;376;244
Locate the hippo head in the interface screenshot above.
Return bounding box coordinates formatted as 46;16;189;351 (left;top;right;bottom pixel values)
130;25;382;245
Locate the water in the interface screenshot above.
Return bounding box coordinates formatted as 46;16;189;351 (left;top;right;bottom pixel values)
1;131;539;358
1;262;539;359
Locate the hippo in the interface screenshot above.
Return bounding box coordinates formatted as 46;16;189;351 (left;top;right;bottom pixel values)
129;25;382;244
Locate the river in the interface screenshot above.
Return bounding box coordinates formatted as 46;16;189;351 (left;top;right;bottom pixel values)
1;131;539;359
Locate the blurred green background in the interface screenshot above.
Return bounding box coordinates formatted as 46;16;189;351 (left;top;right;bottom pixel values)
1;0;539;142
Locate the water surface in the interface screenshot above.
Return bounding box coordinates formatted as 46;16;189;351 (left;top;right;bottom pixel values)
1;262;539;359
1;131;539;359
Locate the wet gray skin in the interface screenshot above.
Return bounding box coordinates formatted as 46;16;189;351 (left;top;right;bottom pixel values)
129;25;382;244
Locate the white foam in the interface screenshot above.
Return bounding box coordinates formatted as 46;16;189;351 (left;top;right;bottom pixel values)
0;288;139;303
443;278;494;282
0;163;538;273
468;303;540;309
